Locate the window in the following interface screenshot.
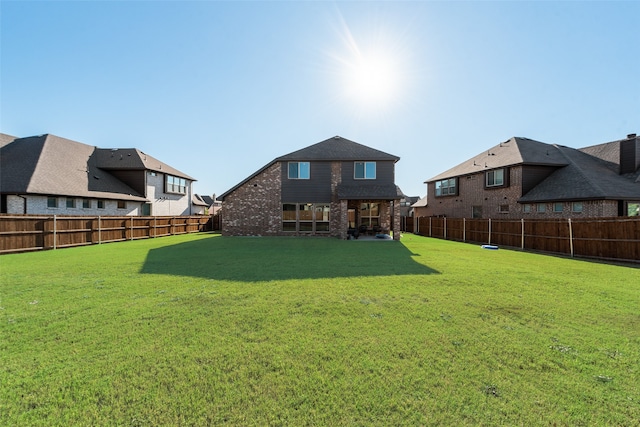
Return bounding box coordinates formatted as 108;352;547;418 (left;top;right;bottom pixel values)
360;203;380;227
523;204;531;213
66;198;76;208
117;201;126;209
435;178;457;197
47;197;58;208
354;162;376;179
288;162;310;179
165;175;187;194
628;202;639;216
537;203;546;213
499;204;509;213
97;200;105;209
282;204;297;232
572;202;583;213
282;203;330;232
486;169;505;187
553;202;563;212
82;199;91;209
472;205;482;219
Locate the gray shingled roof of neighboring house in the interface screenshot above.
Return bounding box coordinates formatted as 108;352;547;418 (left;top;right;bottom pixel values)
94;148;194;180
219;136;400;200
426;137;569;182
192;194;209;206
199;195;215;205
336;183;403;200
518;144;640;202
0;133;18;148
0;134;189;202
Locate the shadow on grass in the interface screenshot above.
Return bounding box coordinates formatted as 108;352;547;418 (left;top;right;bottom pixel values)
140;235;438;281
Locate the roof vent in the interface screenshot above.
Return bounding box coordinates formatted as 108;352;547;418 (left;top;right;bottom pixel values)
333;136;341;139
627;133;637;139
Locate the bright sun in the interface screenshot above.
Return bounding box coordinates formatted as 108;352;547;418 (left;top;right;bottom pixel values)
346;51;398;106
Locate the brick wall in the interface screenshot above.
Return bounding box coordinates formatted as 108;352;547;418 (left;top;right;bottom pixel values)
417;167;621;219
221;163;282;236
330;162;346;239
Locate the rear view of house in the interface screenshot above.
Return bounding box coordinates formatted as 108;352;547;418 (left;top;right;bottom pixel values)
218;136;403;240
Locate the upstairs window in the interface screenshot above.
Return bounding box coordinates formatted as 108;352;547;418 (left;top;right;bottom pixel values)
166;175;187;194
435;178;457;197
354;162;376;179
486;169;505;187
288;162;310;179
47;197;58;208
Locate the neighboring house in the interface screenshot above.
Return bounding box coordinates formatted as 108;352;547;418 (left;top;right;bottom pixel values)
399;195;419;218
218;136;403;240
0;133;196;216
414;134;640;219
192;194;221;215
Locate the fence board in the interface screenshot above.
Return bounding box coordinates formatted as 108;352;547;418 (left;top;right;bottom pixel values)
0;214;216;254
414;216;640;263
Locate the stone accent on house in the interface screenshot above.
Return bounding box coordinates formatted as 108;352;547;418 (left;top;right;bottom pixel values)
221;163;282;236
392;200;401;240
330;161;346;239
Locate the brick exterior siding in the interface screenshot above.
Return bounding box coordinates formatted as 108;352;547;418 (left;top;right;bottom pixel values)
415;166;621;219
221;163;283;236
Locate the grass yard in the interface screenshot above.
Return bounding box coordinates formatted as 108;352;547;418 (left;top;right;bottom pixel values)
1;233;639;426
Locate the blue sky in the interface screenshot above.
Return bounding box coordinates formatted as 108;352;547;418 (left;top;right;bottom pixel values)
2;1;638;198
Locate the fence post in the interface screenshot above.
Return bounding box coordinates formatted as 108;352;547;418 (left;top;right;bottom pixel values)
521;218;524;249
53;214;57;250
444;217;447;240
98;216;102;244
429;217;432;237
488;218;492;245
130;217;134;240
153;216;157;238
463;218;466;242
568;218;574;258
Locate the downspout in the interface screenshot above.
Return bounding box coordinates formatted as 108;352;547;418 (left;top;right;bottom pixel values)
17;195;27;214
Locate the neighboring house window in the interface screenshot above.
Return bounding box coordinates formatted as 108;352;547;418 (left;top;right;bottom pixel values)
97;200;105;209
499;204;509;213
553;202;563;212
627;202;639;216
166;175;187;194
537;203;546;213
523;204;531;213
282;203;330;232
572;202;583;213
149;171;156;176
472;206;482;219
288;162;310;179
354;162;376;179
83;199;91;209
117;201;126;209
435;178;457;197
485;169;505;188
360;203;379;227
47;197;58;208
66;198;76;209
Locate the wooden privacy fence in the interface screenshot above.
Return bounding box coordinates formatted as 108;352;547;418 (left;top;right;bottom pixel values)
0;215;216;254
414;216;640;263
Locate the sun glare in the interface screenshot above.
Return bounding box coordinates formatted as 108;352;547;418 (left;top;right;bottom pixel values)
346;51;398;105
327;11;412;116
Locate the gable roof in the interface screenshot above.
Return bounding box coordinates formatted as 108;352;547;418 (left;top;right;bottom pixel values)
277;136;400;162
518;144;640;202
426;137;568;182
219;136;399;200
93;148;194;180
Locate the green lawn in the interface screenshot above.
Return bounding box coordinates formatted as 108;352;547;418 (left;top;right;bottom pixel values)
1;233;639;426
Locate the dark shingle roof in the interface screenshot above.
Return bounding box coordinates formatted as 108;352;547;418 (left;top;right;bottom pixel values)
277;136;399;162
94;148;194;180
519;145;640;202
427;137;568;182
336;183;403;200
0;134;193;201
